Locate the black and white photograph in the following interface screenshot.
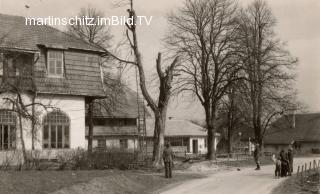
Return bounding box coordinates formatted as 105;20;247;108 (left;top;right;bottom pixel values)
0;0;319;193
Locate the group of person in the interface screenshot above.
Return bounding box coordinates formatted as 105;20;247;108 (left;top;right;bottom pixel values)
275;148;294;177
253;142;294;178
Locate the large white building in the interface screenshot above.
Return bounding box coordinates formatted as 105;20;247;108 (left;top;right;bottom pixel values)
0;13;105;157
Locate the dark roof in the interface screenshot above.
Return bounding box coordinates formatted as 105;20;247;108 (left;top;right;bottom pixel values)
146;119;209;137
92;87;150;118
0;13;103;52
0;14;106;97
264;113;320;144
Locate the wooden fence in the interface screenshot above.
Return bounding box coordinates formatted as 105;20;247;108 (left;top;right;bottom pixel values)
296;159;320;180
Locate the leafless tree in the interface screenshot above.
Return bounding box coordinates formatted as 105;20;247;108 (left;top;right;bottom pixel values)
105;0;180;165
235;0;297;154
165;0;241;159
218;85;245;153
67;5;112;48
0;49;56;163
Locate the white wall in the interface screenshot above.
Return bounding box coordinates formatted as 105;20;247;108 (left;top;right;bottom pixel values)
0;93;86;151
189;137;207;154
95;137;139;150
188;136;220;154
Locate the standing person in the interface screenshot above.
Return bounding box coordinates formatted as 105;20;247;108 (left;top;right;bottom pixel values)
279;149;287;177
253;143;261;170
287;145;294;176
163;143;173;178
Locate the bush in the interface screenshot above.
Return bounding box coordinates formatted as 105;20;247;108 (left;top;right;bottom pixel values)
56;148;139;170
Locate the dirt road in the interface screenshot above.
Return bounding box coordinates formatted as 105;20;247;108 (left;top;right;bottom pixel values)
160;157;320;194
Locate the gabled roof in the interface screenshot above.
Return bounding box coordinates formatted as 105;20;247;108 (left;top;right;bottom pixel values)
264;113;320;144
146;119;208;137
0;13;103;53
92;87;150;118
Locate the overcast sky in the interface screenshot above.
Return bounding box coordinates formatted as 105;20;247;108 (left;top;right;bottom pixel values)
1;0;320;120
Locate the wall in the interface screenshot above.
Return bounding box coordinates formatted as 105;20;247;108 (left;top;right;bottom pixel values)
189;137;208;154
0;93;86;151
93;137;139;151
264;142;320;155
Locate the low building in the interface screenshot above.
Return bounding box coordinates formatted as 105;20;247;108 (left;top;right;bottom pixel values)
264;113;320;154
146;118;220;154
85;87;149;151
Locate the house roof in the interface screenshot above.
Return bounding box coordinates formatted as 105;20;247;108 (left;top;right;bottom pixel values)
264;113;320;144
0;14;103;53
146;119;208;137
0;13;106;97
92;87;150;118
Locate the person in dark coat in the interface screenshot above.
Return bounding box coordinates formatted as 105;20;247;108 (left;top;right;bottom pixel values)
253;143;261;170
287;146;294;176
279;149;289;177
163;143;173;178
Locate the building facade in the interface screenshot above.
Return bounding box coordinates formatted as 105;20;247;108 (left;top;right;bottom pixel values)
0;14;105;156
264;113;320;154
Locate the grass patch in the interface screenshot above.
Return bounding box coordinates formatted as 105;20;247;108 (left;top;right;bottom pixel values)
272;171;320;194
0;169;203;194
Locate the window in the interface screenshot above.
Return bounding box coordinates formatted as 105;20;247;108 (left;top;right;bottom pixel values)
43;111;70;149
97;139;106;149
47;50;64;77
119;139;128;149
0;53;33;79
0;110;16;150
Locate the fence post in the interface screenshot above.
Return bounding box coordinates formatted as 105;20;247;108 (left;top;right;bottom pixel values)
309;162;312;172
297;165;300;177
305;163;307;172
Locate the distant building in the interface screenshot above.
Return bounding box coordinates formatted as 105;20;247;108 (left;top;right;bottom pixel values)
264;113;320;154
146;118;220;154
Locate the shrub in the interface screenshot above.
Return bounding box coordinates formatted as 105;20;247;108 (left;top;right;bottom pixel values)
56;148;139;170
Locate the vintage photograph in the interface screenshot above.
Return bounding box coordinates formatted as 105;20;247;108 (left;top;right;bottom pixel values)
0;0;319;193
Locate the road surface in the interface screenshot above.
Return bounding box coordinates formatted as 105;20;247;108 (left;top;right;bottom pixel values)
160;157;320;194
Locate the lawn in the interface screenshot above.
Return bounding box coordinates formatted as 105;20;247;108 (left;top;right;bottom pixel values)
0;169;203;194
272;171;320;194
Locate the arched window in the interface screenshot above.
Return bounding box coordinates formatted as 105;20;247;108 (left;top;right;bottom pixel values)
43;111;70;149
0;110;16;150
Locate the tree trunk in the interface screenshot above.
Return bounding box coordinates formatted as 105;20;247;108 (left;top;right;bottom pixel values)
205;104;217;160
227;126;233;153
87;99;94;153
152;112;166;166
31;95;35;150
18;113;28;163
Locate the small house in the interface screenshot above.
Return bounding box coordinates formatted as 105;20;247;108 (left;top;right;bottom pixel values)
146;118;220;154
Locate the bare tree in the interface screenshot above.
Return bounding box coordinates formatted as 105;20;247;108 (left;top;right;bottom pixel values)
235;0;297;153
0;49;56;163
68;5;112;48
165;0;240;159
105;0;180;165
218;85;244;153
